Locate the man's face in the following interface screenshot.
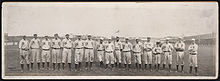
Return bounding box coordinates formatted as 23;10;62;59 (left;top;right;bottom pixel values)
45;36;48;40
23;36;26;39
116;38;119;41
34;35;37;38
54;35;58;38
78;36;81;40
66;35;69;39
125;39;128;42
136;39;139;43
147;38;150;42
88;36;91;40
166;40;169;43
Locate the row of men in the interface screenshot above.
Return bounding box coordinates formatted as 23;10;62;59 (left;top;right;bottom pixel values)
19;34;199;75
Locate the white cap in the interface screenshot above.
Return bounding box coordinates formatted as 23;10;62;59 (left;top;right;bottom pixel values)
166;38;170;40
192;38;196;41
178;37;183;39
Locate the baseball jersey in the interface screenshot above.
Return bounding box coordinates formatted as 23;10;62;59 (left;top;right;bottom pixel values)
74;39;84;49
153;46;162;54
105;42;115;52
84;39;94;49
122;42;132;51
97;43;105;51
143;42;154;51
133;42;142;52
161;43;174;52
19;39;29;49
62;38;72;48
174;41;185;51
114;41;122;50
29;38;40;49
188;43;198;54
41;39;51;49
51;38;61;48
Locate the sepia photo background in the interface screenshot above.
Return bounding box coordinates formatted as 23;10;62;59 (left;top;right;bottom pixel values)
2;2;218;79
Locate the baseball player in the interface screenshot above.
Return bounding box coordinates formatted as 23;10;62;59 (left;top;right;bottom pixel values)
41;36;51;70
161;38;174;72
29;34;41;70
122;38;132;69
132;38;143;69
152;41;162;71
73;35;84;70
51;34;62;70
19;35;30;71
61;34;73;71
188;38;199;75
114;36;123;68
97;38;105;67
84;35;95;69
104;38;115;69
143;37;154;71
174;37;185;72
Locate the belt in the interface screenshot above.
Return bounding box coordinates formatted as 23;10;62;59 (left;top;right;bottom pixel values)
115;49;120;50
64;47;71;49
22;49;29;51
176;50;184;52
42;49;50;51
164;51;171;52
133;51;141;53
97;50;104;51
53;48;60;49
106;51;113;53
123;51;130;52
85;48;93;49
75;48;83;49
190;53;197;55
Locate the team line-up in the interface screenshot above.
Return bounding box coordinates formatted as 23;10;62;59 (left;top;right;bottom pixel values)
18;33;199;75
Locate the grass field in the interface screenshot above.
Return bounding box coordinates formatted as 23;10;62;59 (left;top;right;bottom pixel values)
4;45;216;76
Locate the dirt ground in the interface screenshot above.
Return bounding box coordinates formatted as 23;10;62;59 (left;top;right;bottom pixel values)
4;45;216;76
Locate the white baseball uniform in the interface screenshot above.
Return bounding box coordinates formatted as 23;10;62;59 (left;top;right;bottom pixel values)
19;39;30;64
133;42;142;64
97;42;105;62
122;42;132;64
61;38;72;63
29;38;41;63
41;39;51;63
84;39;94;62
73;39;84;64
114;41;122;63
153;46;162;64
174;41;185;65
161;43;174;64
105;42;115;64
188;43;198;67
51;38;62;63
143;41;154;64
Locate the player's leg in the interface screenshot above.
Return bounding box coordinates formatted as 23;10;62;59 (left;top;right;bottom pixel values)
57;49;61;71
89;50;94;69
41;50;46;69
30;49;35;70
20;50;25;72
168;53;172;72
105;52;110;69
36;49;41;70
148;52;153;71
75;49;79;70
163;52;168;69
176;52;179;72
193;55;198;75
51;49;56;70
110;52;115;69
61;49;67;70
78;49;83;69
180;52;185;72
84;49;89;68
25;51;30;71
118;51;122;68
46;51;50;70
143;52;148;70
97;51;101;66
158;54;161;70
127;52;132;69
67;49;72;71
137;53;142;69
189;55;193;74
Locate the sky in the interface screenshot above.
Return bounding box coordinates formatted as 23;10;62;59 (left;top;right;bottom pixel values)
2;2;218;38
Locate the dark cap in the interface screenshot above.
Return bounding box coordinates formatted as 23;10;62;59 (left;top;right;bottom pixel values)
88;35;91;37
33;34;37;36
147;37;151;39
65;34;69;36
54;34;58;36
